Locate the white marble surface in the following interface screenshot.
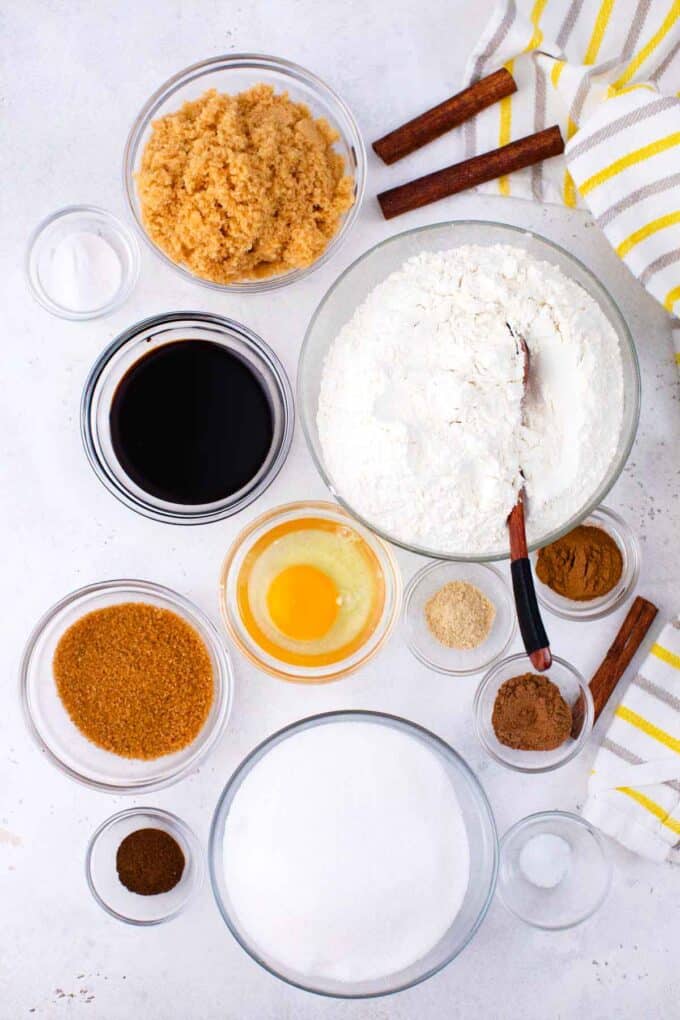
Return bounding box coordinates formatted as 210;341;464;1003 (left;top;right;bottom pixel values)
3;2;680;1017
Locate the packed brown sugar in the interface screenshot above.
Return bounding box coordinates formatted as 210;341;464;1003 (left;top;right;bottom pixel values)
53;603;214;759
137;85;354;283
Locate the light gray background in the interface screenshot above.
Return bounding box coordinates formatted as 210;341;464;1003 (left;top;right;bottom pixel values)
3;2;680;1017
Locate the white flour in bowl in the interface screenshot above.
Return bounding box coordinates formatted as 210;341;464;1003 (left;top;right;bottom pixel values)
317;244;624;556
221;721;470;983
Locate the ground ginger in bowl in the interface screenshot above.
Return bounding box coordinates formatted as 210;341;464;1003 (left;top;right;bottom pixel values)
136;84;355;285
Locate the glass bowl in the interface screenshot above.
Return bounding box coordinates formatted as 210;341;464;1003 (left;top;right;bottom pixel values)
298;220;641;561
531;505;640;621
26;205;139;320
81;312;294;525
498;811;612;930
123;53;365;291
474;653;594;773
219;501;401;683
20;579;233;792
403;561;515;675
209;710;498;998
86;808;203;925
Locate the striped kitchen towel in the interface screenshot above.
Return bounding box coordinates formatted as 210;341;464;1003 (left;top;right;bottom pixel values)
582;619;680;864
464;0;680;357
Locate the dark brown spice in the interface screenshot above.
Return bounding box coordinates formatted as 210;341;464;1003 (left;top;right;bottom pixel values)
116;828;185;896
492;672;572;751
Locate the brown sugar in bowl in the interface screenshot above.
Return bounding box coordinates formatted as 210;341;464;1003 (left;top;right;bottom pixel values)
124;54;366;292
20;579;233;793
53;602;215;760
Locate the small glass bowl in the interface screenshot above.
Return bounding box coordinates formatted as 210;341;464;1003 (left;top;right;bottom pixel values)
531;505;640;621
498;811;612;930
474;653;594;773
403;561;515;675
86;808;204;925
26;205;139;320
123;53;366;291
81;312;294;525
20;579;233;793
220;501;402;683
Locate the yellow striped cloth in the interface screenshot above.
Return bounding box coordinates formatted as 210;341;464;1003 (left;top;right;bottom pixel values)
582;620;680;863
464;0;680;360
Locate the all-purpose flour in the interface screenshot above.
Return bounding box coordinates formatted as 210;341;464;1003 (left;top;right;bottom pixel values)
221;721;470;983
317;244;624;555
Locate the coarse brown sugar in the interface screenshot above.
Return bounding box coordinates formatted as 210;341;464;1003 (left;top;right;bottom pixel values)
53;603;214;759
137;84;354;284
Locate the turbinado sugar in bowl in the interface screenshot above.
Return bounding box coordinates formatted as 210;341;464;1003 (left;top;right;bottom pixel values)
221;721;471;983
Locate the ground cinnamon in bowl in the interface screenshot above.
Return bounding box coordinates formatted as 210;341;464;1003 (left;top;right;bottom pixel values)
536;525;623;601
492;673;572;751
53;603;214;759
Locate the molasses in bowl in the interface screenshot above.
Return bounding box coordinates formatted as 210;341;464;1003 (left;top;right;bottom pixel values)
81;312;294;524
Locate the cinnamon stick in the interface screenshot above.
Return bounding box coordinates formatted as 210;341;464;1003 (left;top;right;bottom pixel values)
372;68;517;165
377;125;565;220
570;596;658;738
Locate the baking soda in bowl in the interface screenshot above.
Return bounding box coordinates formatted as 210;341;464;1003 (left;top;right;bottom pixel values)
221;721;471;983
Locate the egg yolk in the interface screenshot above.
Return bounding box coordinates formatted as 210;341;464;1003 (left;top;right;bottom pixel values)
266;564;340;642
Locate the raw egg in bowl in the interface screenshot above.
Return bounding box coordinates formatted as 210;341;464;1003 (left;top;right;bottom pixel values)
220;501;401;682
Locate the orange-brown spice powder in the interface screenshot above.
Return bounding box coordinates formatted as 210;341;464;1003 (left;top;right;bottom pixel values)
53;603;214;760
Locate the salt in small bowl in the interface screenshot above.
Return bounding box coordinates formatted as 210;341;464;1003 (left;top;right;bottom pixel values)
497;810;612;930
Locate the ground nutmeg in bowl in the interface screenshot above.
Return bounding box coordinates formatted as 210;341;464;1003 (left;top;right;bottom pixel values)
53;603;214;759
137;84;354;284
116;828;185;895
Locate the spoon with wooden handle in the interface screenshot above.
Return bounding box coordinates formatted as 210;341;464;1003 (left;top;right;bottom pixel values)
507;324;552;672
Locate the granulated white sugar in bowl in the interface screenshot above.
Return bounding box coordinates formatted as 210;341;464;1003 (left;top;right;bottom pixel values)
221;720;471;983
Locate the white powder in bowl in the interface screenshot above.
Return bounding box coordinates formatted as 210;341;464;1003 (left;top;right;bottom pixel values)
39;230;122;312
519;833;572;889
221;721;470;983
317;244;624;556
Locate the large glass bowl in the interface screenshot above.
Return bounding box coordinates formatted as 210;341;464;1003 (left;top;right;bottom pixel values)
298;221;641;561
123;54;366;291
209;711;498;998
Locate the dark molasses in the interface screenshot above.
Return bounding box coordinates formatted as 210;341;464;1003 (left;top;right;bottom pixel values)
110;340;274;505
